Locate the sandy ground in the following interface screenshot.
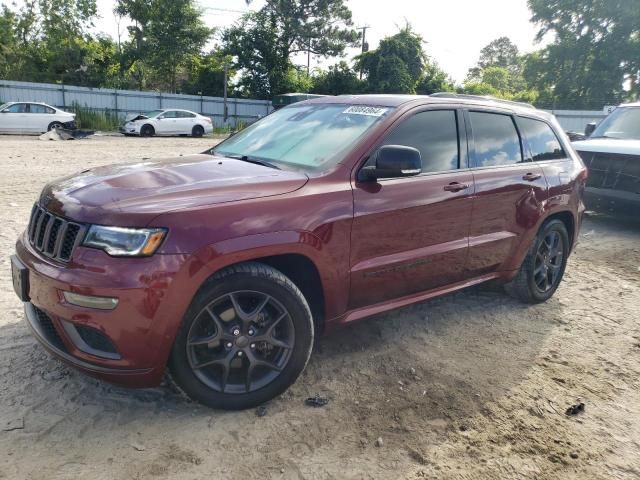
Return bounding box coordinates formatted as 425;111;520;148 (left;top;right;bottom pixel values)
0;135;639;480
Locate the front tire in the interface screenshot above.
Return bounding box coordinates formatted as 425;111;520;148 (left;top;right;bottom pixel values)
140;124;155;137
169;262;314;410
48;121;64;131
505;219;569;304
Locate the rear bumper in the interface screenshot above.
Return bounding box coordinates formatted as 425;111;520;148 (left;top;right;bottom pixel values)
584;187;640;215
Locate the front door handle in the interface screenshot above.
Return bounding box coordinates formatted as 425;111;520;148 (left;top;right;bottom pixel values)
443;182;470;192
523;172;542;181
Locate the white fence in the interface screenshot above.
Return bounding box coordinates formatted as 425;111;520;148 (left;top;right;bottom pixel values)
0;79;273;128
545;109;607;133
0;79;611;132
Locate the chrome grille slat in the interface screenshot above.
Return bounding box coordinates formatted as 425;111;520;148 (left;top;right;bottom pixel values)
26;204;84;262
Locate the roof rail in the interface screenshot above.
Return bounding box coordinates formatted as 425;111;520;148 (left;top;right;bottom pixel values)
430;92;535;109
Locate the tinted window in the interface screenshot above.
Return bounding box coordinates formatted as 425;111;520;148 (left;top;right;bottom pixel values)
379;110;459;172
518;117;565;161
162;111;179;118
177;111;196;118
29;104;54;114
469;111;523;167
4;103;27;113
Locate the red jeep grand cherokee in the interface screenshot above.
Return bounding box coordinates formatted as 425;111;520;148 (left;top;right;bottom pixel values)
11;94;586;409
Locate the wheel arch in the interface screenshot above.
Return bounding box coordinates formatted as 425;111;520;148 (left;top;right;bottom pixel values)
188;233;334;334
542;210;576;249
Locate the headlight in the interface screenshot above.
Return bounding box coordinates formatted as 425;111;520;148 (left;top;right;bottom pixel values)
83;226;167;256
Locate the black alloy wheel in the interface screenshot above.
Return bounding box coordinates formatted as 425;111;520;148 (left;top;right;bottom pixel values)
169;262;314;410
186;291;295;394
505;219;569;304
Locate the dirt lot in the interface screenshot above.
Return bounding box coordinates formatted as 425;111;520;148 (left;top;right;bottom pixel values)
0;135;639;479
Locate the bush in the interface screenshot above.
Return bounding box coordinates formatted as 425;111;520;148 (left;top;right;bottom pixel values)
69;103;123;131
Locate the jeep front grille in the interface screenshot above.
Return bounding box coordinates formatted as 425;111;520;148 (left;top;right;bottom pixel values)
27;204;85;262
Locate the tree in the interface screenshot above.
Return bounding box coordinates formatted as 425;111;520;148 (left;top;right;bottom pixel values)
416;62;455;95
467;36;520;81
310;61;365;95
0;6;19;79
224;0;359;98
356;25;426;94
526;0;640;108
182;52;234;98
116;0;212;92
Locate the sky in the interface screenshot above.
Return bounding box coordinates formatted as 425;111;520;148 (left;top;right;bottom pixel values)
92;0;548;84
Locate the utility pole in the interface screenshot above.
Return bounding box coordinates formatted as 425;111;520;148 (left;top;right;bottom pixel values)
358;25;370;80
307;37;311;75
223;64;229;123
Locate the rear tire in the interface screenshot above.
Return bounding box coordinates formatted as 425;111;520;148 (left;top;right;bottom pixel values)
169;262;314;410
140;124;155;137
192;125;204;138
505;219;569;304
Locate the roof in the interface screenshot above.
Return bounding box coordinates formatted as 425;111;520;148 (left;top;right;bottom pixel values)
302;93;541;116
619;101;640;108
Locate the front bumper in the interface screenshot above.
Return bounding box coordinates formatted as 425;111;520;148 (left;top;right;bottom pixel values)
119;124;139;135
23;302;155;386
63;120;77;130
14;232;193;387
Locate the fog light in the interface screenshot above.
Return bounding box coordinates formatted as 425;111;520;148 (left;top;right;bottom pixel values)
63;292;119;310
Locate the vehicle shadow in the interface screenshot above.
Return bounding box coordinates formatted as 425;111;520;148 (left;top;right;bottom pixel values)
0;282;559;419
0;283;564;477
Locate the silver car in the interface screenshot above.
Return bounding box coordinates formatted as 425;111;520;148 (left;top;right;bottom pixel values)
0;102;76;134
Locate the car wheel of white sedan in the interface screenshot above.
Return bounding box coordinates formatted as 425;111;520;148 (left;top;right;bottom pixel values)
48;121;64;131
140;124;155;137
192;125;204;138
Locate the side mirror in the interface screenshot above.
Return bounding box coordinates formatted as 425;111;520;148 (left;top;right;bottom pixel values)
158;115;165;120
360;145;422;181
584;122;596;137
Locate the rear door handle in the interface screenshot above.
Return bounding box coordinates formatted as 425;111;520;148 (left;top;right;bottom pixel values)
443;182;470;192
523;172;542;181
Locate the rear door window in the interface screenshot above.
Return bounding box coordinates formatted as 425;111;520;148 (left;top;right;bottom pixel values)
518;117;566;161
469;111;523;167
29;104;55;114
377;110;460;173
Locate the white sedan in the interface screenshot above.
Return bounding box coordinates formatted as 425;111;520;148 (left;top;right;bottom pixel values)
0;102;76;134
120;109;214;137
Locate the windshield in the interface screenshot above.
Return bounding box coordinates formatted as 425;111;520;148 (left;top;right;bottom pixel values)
0;103;9;111
591;107;640;140
143;110;164;118
213;103;392;170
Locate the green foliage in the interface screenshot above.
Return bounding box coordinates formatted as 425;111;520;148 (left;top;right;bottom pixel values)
467;37;521;82
310;61;365;95
70;102;122;131
416;63;455;95
527;0;640;108
223;0;359;99
181;52;234;98
116;0;212;92
356;25;425;93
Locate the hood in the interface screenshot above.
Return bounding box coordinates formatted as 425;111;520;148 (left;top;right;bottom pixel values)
40;154;308;226
572;138;640;156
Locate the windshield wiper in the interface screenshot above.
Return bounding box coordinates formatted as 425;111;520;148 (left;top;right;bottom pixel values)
218;153;281;170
